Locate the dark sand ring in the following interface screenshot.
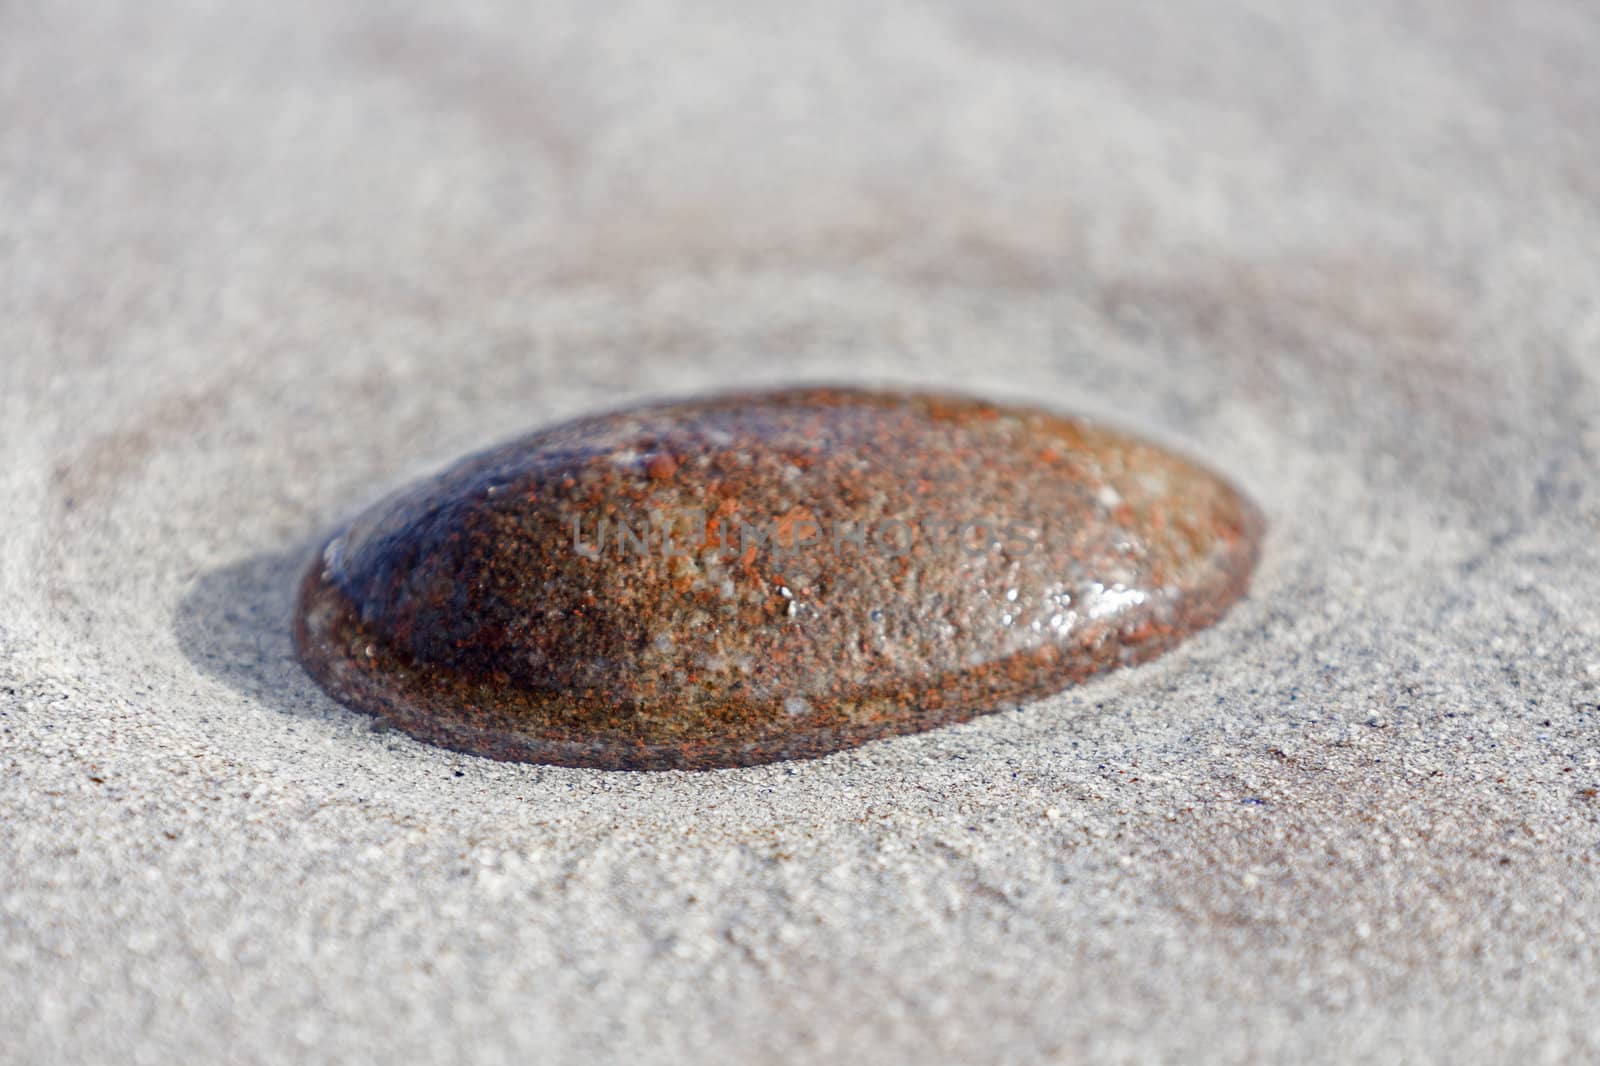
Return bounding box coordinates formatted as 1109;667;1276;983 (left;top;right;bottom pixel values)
293;387;1263;770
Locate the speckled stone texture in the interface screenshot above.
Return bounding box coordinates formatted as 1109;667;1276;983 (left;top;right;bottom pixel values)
295;388;1260;768
5;1;1600;1064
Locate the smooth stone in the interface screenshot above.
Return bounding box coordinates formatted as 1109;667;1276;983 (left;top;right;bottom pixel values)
293;387;1263;770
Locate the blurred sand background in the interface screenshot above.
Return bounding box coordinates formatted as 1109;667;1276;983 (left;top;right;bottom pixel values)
4;1;1600;1062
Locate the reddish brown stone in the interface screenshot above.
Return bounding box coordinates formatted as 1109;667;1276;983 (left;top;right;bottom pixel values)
293;387;1263;770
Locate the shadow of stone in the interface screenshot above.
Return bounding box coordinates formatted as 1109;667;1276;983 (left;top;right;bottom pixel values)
173;533;354;724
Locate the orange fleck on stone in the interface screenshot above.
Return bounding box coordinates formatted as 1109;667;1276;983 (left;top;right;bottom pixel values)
645;452;679;480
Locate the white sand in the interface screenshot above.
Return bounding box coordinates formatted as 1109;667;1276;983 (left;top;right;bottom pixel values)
5;1;1600;1062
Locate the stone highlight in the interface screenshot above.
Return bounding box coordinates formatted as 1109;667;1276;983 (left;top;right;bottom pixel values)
293;387;1263;769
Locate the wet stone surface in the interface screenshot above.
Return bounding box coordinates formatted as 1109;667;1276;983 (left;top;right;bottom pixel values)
293;387;1263;769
